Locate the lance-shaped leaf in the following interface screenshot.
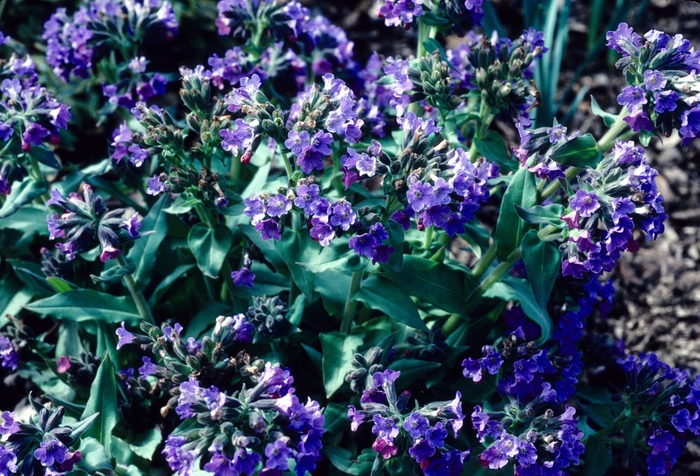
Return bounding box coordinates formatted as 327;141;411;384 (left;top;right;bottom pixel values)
521;230;561;318
81;353;118;457
495;167;537;261
475;130;518;172
320;331;364;398
0;176;48;219
514;204;566;227
127;194;169;290
354;275;427;330
25;289;142;324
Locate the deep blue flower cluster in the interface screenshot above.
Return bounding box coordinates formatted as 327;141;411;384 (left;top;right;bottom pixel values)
463;277;614;404
560;140;666;279
471;400;584;474
607;24;700;142
348;369;469;476
616;352;700;475
43;0;177;109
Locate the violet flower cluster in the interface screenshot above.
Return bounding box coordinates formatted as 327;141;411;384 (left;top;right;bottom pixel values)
117;315;323;475
607;24;700;142
560;140;667;279
471;397;584;474
463;276;614;404
616;352;700;475
348;369;469;476
0;32;71;193
45;184;141;262
43;0;177;109
376;0;484;30
212;0;354;91
0;403;93;475
165;361;324;476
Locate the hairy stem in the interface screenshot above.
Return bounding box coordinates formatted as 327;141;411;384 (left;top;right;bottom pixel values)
340;268;364;334
116;255;155;325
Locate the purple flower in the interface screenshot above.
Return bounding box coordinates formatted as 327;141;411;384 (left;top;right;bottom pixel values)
569;190;600;217
146;175;167;196
285;130;310;156
329;200;356;231
231;267;255;287
163;435;198;476
0;446;17;475
462;358;483;382
22;123;50;148
123;213;141;238
404;412;430;439
294;184;321;214
0;411;20;440
256;219;282;241
264;440;293;470
296;148;324;174
406;181;435;213
220;119;255;156
138;356;158;378
654;90;678;113
0;122;13;142
116;323;135;349
348;232;379;259
617;86;647;110
309;130;333;156
34;437;68;467
479;434;520;469
624;111;653;132
310;216;335;246
0;336;18;371
266;194;292;217
606;22;642;56
671;408;693;432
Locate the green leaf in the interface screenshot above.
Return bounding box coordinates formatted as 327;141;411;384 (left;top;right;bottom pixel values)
29;145;61;169
521;230;561;318
324;447;376;475
382;255;471;315
590;95;617;127
0;205;49;235
90;260;136;285
81;353;118;457
385;220;404;272
583;436;612;476
25;289;142;324
185;301;234;340
495;167;537;261
75;437;113;473
128;428;163;461
46;277;73;293
475;130;518;172
484;276;551;345
188;222;234;278
127;194;169;290
514;204;566;226
147;264;195;306
297;238;364;274
275;227;318;300
388;359;441;389
320;331;364;397
0;176;48;219
550;133;603;168
163;195;199;214
354;275;427;330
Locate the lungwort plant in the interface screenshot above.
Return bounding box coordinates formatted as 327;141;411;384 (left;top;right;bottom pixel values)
0;0;697;475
